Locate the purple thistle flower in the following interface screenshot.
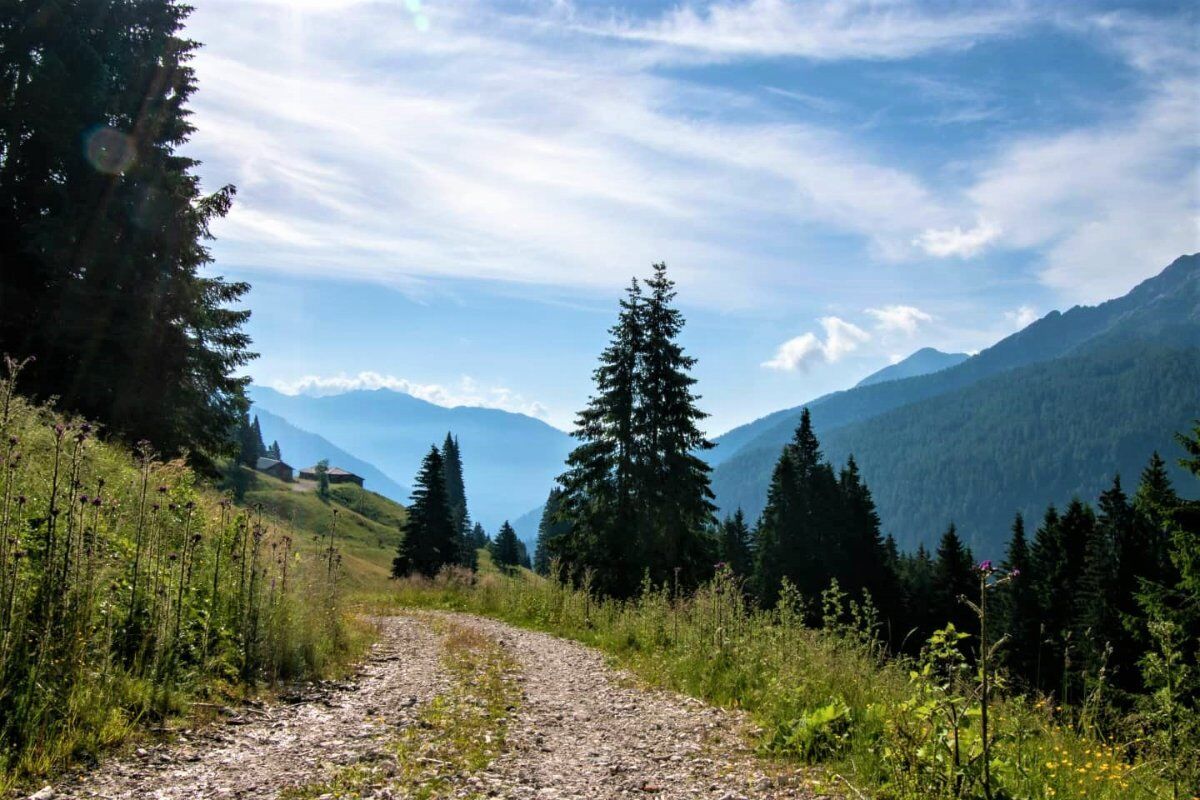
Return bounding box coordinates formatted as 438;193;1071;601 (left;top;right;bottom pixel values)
1010;568;1021;578
978;559;993;573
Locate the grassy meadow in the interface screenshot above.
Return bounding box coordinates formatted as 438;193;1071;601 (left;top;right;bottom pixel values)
0;384;400;787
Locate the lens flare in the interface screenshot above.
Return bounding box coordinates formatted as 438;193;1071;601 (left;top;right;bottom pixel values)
84;126;136;175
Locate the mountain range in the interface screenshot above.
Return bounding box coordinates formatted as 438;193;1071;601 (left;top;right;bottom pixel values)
709;253;1200;556
247;385;574;533
249;254;1199;559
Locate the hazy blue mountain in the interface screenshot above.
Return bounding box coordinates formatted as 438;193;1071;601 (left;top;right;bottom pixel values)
509;504;544;550
711;254;1200;554
248;387;575;531
854;348;969;388
253;408;411;502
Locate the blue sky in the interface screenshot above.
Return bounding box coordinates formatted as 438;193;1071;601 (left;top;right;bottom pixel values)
184;0;1199;434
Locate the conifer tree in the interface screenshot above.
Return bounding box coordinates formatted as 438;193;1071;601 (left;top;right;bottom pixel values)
839;455;894;606
634;263;716;587
534;488;570;575
471;522;489;550
251;415;267;458
1031;500;1096;698
999;514;1040;684
491;522;522;571
237;412;262;467
556;279;644;595
898;543;937;649
0;0;254;464
556;265;715;597
267;440;281;460
393;447;457;577
440;433;475;568
932;523;976;638
718;509;753;577
753;447;804;603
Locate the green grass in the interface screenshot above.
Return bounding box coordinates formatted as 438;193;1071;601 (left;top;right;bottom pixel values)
377;568;1180;800
0;390;375;789
240;470;405;593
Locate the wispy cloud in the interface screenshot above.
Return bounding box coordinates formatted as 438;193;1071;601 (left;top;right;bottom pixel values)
914;220;1001;258
183;0;1198;314
591;0;1029;62
184;0;980;307
269;372;550;420
763;316;871;371
865;304;934;335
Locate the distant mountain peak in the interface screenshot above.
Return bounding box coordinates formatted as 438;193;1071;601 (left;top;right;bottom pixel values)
855;347;970;388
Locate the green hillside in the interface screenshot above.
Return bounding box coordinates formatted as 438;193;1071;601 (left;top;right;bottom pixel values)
238;471;406;592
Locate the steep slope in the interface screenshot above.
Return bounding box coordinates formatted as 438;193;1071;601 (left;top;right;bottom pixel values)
712;254;1200;554
254;408;410;502
854;347;969;388
248;387;575;532
712;254;1198;469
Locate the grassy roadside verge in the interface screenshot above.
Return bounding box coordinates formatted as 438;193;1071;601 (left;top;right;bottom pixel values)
366;569;1176;800
282;617;522;800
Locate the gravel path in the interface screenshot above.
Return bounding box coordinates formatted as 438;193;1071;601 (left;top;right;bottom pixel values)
449;613;815;800
49;616;446;799
42;613;818;800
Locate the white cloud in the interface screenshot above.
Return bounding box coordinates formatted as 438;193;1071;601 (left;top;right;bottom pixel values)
269;372;550;419
762;316;870;371
183;0;970;307
595;0;1028;62
957;16;1200;301
1003;305;1039;330
914;219;1001;258
865;304;933;335
180;0;1199;311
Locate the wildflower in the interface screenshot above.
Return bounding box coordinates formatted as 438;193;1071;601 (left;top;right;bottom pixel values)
7;435;17;446
1010;568;1021;578
16;495;26;505
157;485;168;494
53;423;65;438
978;559;993;573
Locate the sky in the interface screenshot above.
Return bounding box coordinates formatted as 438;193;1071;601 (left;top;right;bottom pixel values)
183;0;1200;435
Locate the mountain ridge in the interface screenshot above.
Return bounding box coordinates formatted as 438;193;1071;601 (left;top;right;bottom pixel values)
247;385;575;532
710;254;1200;554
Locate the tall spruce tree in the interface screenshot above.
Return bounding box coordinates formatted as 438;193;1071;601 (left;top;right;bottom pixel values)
393;446;457;578
555;279;644;595
999;514;1040;684
718;509;753;578
555;265;715;597
534;488;570;576
752;409;859;606
440;433;474;568
839;455;894;607
932;523;977;638
0;0;253;464
490;521;522;571
635;263;716;587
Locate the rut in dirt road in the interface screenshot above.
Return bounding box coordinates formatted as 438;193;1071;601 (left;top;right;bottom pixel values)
49;617;445;800
448;613;816;800
45;613;818;800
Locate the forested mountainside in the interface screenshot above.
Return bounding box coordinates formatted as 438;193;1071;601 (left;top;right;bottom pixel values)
711;254;1200;553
